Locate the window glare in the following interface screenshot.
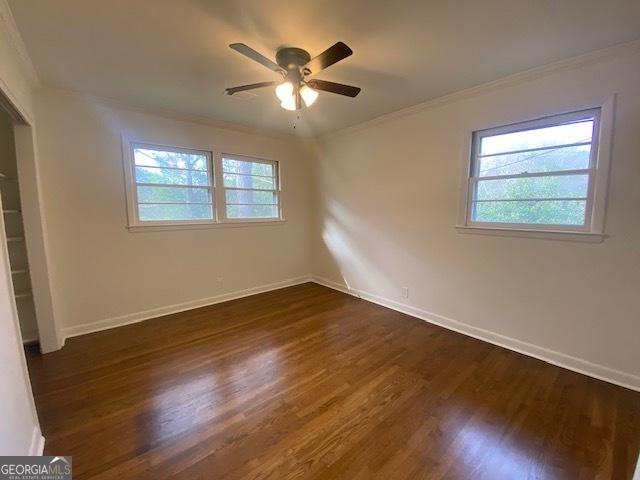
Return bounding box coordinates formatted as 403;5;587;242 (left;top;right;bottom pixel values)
134;147;208;171
478;144;591;177
480;120;594;156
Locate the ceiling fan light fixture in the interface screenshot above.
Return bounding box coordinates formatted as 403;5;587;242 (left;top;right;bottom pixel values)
275;81;294;102
280;96;297;111
300;85;318;106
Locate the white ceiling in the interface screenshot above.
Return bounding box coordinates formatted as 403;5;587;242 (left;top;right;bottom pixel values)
8;0;640;136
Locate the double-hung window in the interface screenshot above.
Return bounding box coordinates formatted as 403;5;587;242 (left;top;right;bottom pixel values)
462;107;611;237
222;155;280;221
130;143;214;224
124;141;282;229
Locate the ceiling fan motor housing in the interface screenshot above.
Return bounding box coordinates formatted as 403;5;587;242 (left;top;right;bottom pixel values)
276;47;312;71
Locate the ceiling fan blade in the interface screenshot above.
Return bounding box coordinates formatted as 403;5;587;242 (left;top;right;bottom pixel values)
304;42;353;75
225;81;279;95
229;43;283;73
307;79;361;97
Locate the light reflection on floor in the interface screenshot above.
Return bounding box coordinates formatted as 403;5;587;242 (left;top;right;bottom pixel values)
148;348;282;441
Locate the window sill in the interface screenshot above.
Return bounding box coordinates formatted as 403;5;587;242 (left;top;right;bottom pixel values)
127;219;286;233
455;225;606;243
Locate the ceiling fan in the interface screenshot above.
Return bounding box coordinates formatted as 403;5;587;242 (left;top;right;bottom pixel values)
225;42;361;110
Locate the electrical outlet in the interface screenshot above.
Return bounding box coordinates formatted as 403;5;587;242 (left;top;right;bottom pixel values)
401;286;409;299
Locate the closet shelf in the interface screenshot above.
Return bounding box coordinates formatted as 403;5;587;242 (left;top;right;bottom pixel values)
7;237;25;243
3;209;21;214
14;291;32;299
11;269;29;275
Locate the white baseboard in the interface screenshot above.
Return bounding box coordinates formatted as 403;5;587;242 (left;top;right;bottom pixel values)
312;275;640;392
313;277;355;296
61;275;312;341
29;426;44;456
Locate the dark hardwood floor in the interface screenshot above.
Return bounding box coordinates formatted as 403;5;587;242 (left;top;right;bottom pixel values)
26;283;640;479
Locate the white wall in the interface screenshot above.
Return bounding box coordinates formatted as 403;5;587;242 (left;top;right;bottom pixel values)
311;49;640;389
0;0;42;454
34;90;313;338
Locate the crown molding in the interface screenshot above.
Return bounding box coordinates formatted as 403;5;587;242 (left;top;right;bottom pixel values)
320;39;640;141
0;0;39;87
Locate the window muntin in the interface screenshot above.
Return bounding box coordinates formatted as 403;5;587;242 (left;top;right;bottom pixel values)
222;156;280;220
131;144;214;222
467;109;600;230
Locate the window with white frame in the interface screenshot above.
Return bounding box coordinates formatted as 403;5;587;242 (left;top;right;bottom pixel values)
464;108;604;232
222;155;280;220
130;143;214;223
124;142;282;228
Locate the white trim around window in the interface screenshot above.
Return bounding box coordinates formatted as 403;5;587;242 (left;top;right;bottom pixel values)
456;96;615;242
121;137;284;231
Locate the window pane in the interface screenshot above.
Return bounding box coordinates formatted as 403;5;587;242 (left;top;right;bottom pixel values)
473;200;586;225
223;173;275;190
225;189;276;205
478;144;591;177
138;203;213;221
137;186;211;203
221;158;279;220
475;174;588;201
222;158;273;177
135;166;210;186
480;120;594;155
226;204;278;219
134;148;208;170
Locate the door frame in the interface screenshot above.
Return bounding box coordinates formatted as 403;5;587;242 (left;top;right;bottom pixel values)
1;88;62;352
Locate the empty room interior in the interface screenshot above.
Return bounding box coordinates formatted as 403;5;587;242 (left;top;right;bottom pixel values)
1;0;640;478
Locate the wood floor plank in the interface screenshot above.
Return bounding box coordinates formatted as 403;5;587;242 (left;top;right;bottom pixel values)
26;283;640;479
